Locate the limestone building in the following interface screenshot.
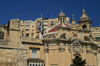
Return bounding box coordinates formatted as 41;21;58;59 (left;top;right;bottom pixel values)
0;8;100;66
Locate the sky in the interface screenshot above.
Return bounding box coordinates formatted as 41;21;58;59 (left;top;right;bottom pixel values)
0;0;100;27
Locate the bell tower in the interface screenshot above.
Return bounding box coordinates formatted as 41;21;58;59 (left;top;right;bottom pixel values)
79;8;92;30
58;10;66;24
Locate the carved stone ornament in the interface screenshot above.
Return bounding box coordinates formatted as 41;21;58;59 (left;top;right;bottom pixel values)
73;39;81;53
44;48;49;53
72;32;77;38
59;43;65;52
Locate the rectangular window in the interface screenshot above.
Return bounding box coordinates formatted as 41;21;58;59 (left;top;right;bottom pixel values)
96;37;100;41
32;48;37;58
26;34;29;37
31;33;34;37
51;21;54;24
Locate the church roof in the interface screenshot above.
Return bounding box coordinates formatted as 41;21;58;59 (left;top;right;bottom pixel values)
48;24;70;33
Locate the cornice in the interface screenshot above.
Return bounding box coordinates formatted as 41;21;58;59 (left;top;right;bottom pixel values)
78;20;92;24
22;41;43;45
57;26;90;33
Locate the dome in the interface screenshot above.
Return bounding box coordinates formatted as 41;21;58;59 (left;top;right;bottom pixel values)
58;11;66;17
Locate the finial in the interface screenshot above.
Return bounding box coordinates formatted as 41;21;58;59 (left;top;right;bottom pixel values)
82;8;86;14
61;8;62;13
72;14;74;19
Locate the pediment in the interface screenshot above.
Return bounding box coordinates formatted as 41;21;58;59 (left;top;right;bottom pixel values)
70;23;79;29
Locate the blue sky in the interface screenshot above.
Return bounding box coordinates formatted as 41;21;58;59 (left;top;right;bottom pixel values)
0;0;100;27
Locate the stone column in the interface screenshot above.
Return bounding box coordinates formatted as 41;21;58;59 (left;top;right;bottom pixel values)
97;49;100;66
58;43;65;66
44;44;49;66
94;53;98;66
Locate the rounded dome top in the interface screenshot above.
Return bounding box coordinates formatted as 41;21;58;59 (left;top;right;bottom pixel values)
58;11;66;17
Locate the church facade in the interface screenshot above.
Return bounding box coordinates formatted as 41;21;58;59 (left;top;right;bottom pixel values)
0;8;100;66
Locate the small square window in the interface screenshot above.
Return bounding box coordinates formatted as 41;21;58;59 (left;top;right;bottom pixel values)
26;34;29;37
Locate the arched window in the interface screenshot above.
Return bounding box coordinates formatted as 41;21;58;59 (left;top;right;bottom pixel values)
60;18;62;24
89;25;91;30
83;25;87;30
63;18;64;23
